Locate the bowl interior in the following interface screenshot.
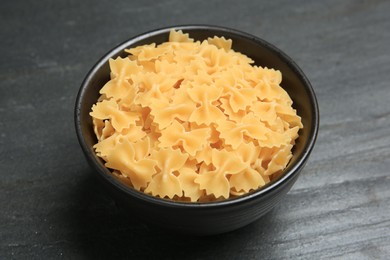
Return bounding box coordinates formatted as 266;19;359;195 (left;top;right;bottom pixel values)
76;25;318;205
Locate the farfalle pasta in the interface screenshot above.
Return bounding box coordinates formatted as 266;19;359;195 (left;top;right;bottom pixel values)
90;30;303;202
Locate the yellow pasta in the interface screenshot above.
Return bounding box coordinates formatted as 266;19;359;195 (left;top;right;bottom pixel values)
90;30;303;202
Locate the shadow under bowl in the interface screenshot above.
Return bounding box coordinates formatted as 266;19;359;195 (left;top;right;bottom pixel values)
75;25;319;236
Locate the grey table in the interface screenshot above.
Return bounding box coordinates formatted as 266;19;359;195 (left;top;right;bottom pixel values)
1;0;389;259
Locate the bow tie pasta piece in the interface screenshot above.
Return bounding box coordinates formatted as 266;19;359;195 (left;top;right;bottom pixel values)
181;57;208;80
149;100;196;130
92;118;104;140
108;57;142;79
131;136;152;161
257;128;294;148
155;59;185;76
137;43;170;61
93;133;118;158
222;86;257;113
118;84;138;109
99;58;142;100
229;142;266;193
192;70;215;86
93;119;114;148
264;144;293;176
254;79;288;102
121;124;147;141
105;139;157;190
134;83;172;108
207;36;232;51
219;97;247;123
125;43;155;56
249;68;289;102
195;149;247;199
90;99;140;132
173;48;199;65
178;167;203;202
198;43;238;73
193;145;213;165
132;72;177;94
169;29;194;43
274;103;303;129
217;113;270;149
126;43;173;62
91;29;303;202
250;101;278;126
230;168;266;194
145;147;189;199
215;74;257;113
187;84;225;125
235;142;261;164
284;126;301;145
158;120;210;156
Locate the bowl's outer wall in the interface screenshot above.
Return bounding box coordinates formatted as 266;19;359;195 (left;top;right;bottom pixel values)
76;25;319;235
100;165;302;235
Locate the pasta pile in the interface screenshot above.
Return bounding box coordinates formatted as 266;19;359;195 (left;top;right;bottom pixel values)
90;30;303;202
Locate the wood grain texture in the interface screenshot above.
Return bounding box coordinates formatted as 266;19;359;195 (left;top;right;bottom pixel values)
1;0;389;259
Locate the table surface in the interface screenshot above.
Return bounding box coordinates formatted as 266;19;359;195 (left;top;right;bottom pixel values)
1;0;389;259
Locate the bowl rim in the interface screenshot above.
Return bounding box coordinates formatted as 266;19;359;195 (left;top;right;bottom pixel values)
75;24;319;209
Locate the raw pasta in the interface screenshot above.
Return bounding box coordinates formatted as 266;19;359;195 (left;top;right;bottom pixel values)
90;30;303;202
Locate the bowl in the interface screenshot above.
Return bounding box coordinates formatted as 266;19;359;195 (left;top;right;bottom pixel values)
75;25;319;236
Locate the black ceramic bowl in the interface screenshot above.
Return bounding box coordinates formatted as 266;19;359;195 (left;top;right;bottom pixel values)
75;25;319;236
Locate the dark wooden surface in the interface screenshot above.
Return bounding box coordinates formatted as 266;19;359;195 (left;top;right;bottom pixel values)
1;0;389;259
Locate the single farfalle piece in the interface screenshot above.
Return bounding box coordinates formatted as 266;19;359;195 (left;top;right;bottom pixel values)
149;100;196;130
285;126;300;144
192;144;213;165
169;29;194;42
132;72;178;93
195;149;247;199
134;137;152;160
105;138;157;190
92;118;105;140
137;43;171;61
252;69;288;102
229;142;266;193
198;44;234;73
94;125;146;159
120;125;147;142
248;67;282;85
118;84;138;109
274;103;303;129
90;99;140;132
155;59;185;76
207;36;232;51
217;113;270;149
145;147;189;199
135;82;170;107
178;167;203;202
100;57;142;100
158;120;210;156
125;43;155;56
215;70;257;113
94;132;118;158
173;47;198;65
219;97;247;123
187;84;225;125
182;57;208;79
264;144;293;176
100;119;115;140
126;43;171;62
257;127;294;148
250;101;278;126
